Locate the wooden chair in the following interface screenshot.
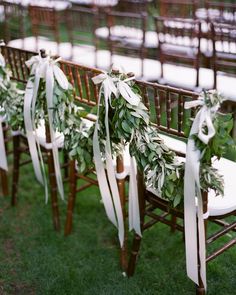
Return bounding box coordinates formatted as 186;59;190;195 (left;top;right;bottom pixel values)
2;46;64;230
106;11;148;78
61;62;129;271
65;6;99;65
154;16;202;90
114;0;149;14
28;5;61;54
210;22;236;101
159;0;198;19
126;80;236;294
2;1;25;44
205;1;236;25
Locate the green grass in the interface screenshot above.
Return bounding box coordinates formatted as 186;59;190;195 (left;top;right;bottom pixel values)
1;161;236;295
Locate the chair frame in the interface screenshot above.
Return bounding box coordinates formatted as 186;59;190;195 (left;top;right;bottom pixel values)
154;16;201;89
124;80;236;294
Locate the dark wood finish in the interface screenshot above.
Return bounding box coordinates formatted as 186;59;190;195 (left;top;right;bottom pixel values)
154;16;201;89
125;79;236;294
205;1;236;24
117;155;128;272
115;0;149;14
28;5;60;53
2;1;25;43
211;22;236;89
107;11;147;77
65;6;99;62
159;0;198;19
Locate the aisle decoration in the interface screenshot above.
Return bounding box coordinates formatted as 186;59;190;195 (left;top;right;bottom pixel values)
91;69;231;247
184;90;234;290
21;50;75;200
0;42;24;171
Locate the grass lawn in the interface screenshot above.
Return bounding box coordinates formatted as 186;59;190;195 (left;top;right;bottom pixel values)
1;161;236;295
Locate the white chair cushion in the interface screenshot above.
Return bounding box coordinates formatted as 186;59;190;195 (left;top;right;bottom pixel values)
147;133;236;217
34;121;64;149
8;37;73;60
217;74;236;102
6;0;70;10
95;26;158;48
208;157;236;216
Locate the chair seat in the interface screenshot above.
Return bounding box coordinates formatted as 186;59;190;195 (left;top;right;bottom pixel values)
8;37;72;60
12;121;64;149
95;26;158;49
148;133;236;217
161;64;214;91
162;43;198;59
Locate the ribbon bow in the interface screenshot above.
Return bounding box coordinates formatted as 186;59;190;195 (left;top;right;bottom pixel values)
24;53;68;201
92;70;141;246
184;93;220;290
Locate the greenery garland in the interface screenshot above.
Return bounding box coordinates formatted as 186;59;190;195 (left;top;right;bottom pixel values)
94;72;235;207
0;58;24;129
1;60;235;207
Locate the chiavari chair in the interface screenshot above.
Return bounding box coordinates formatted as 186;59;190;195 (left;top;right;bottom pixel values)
159;0;198;19
210;22;236;101
2;1;26;44
65;6;99;65
28;5;61;54
154;16;206;90
103;10;160;80
126;79;236;295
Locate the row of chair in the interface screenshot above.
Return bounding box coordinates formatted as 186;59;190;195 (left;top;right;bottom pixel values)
2;2;236;101
1;45;236;295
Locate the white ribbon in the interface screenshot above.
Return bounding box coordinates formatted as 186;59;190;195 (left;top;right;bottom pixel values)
0;49;7;171
92;71;141;246
0;114;7;171
184;95;220;290
24;54;68;201
128;155;141;236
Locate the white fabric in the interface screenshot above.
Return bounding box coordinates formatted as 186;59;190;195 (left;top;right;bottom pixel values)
148;133;236;217
8;37;73;60
95;26;158;48
70;0;118;6
5;0;70;10
162;64;214;90
0;114;7;171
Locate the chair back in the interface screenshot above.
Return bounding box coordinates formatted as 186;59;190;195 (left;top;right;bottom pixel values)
205;1;236;25
115;0;149;13
107;10;147;74
66;6;99;59
211;22;236;88
28;5;60;50
159;0;198;19
2;1;25;43
154;16;201;69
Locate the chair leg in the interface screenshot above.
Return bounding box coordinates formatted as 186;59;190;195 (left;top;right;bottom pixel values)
171;215;177;233
0;168;8;196
127;233;143;277
117;155;128;272
64;160;77;236
47;149;60;231
11;135;21;206
127;170;145;277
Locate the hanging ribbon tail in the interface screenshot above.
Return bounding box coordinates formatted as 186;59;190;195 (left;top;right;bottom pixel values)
128;155;141;237
24;78;45;185
46;64;64;200
184;94;221;291
0;116;8;171
0;53;6;67
118;80;140;106
93;123;118;227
